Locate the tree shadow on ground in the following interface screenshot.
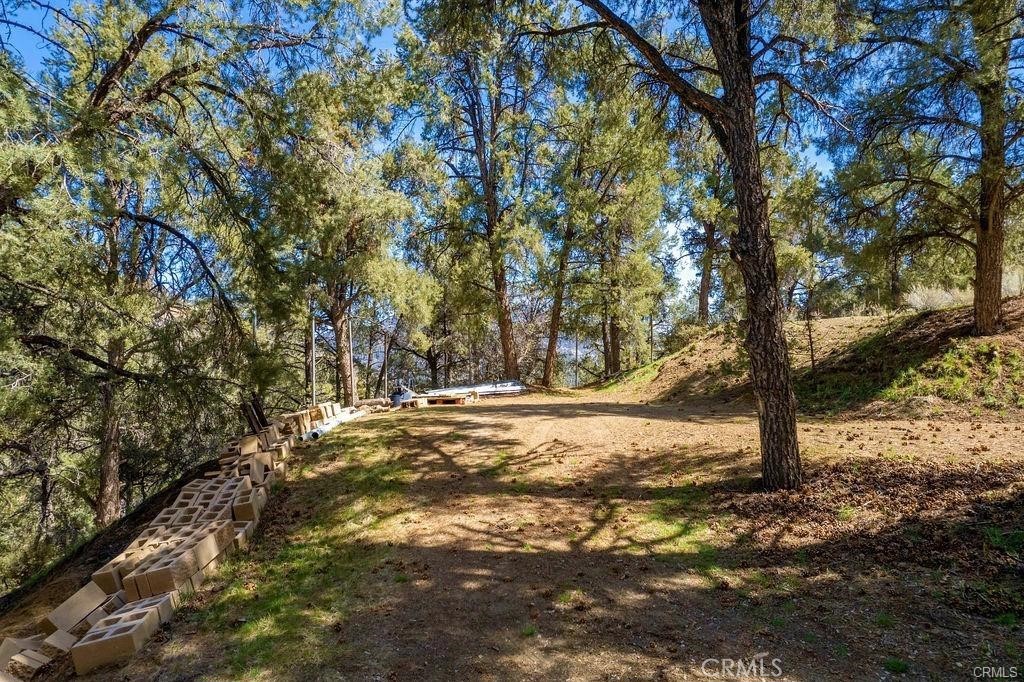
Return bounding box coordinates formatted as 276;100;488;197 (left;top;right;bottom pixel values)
140;414;1022;682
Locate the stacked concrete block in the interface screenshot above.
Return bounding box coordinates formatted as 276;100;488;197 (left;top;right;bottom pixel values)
2;406;337;680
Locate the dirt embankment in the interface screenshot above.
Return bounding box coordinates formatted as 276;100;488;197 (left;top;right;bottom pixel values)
641;298;1024;419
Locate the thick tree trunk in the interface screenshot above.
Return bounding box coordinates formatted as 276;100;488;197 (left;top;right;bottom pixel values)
491;257;520;380
974;86;1006;335
542;222;576;386
608;316;622;374
427;347;440;388
697;221;716;326
329;309;355;406
95;338;125;527
968;0;1011;335
701;0;801;490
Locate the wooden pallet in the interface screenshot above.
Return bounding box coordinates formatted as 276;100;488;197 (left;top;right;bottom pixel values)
400;398;427;409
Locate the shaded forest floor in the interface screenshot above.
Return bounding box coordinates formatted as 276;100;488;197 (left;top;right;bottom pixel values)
12;393;1017;681
2;301;1023;680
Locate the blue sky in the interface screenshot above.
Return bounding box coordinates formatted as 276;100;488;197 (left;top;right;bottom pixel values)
4;1;834;295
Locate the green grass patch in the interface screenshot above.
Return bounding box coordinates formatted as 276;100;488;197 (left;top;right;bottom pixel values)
994;612;1019;627
191;418;411;678
596;353;677;392
883;657;909;674
873;612;895;628
982;526;1024;556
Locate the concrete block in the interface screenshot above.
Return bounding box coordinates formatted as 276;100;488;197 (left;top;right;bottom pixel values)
7;648;50;679
171;506;206;526
149;507;182;528
40;580;107;635
113;593;178;625
189;521;233;567
135;550;198;596
238;460;265;485
70;611;157;675
231;487;267;521
82;590;124;628
1;636;43;673
196;503;232;524
239;435;260;455
231;520;256;551
274;461;288;481
38;629;78;658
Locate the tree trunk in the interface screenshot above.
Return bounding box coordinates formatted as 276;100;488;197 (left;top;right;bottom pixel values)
974;83;1006;335
608;315;622;374
304;314;314;404
374;333;396;397
889;247;902;308
491;255;520;380
601;301;611;377
95;338;125;527
697;221;716;325
700;0;801;490
330;310;355;406
427;346;440;388
542;222;576;386
969;0;1011;335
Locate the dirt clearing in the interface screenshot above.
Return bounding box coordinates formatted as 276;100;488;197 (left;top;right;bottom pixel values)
9;391;1006;681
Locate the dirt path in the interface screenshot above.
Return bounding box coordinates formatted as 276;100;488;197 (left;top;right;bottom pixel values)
52;392;1024;681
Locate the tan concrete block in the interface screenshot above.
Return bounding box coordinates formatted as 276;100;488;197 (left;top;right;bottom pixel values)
231;520;255;551
259;469;277;490
112;593;178;625
40;581;106;634
237;459;265;485
148;507;181;528
70;613;156;675
171;506;206;526
38;629;78;658
189;521;233;567
231;487;267;521
239;434;260;455
0;640;15;671
7;649;50;679
274;461;288;481
83;590;123;627
137;558;194;596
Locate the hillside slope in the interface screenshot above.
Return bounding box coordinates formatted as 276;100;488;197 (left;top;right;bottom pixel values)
628;297;1024;417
